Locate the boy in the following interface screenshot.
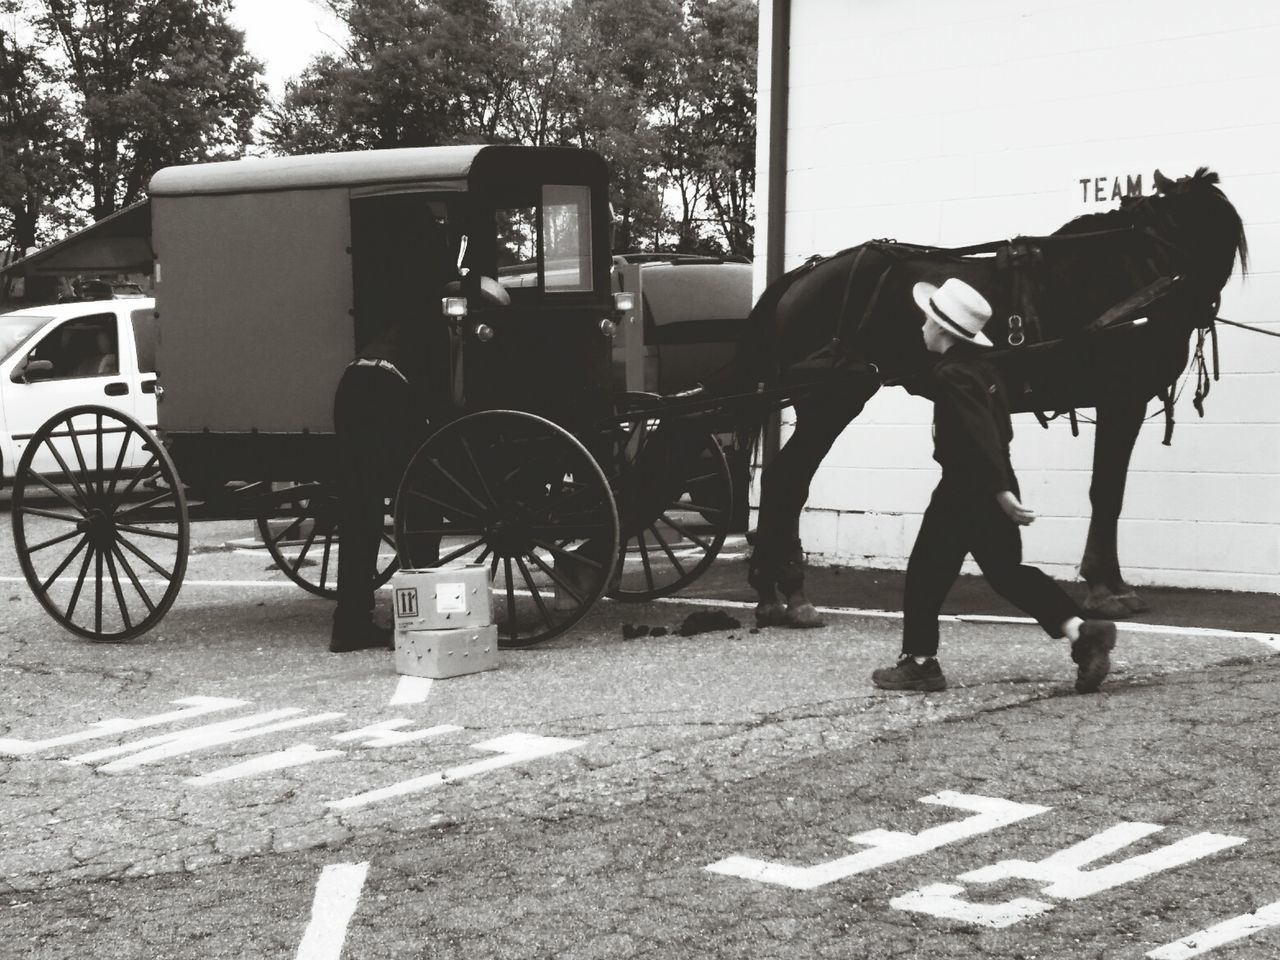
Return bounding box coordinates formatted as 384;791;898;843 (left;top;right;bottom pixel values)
871;278;1115;693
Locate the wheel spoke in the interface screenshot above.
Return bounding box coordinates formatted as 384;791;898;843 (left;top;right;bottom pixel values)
637;531;657;593
658;513;712;551
426;456;489;514
103;545;132;632
39;437;93;506
112;452;160;503
117;533;176;581
109;540;156;615
405;488;483;525
27;527;84;554
114;522;181;542
18;505;83;524
527;549;585;605
95;413;105;497
436;538;487;566
646;521;688;572
530;537;606;572
66;417;96;500
290;519;321;574
458;435;497;509
680;502;725;518
40;535;91;593
318;529;334;591
63;543;96;620
112;490;177;523
102;422;134;501
26;467;86;514
94;548;104;635
503;557;516;630
514;555;555;629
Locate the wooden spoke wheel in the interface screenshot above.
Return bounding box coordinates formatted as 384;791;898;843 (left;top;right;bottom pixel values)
605;396;732;601
394;410;620;648
256;484;398;598
11;405;189;642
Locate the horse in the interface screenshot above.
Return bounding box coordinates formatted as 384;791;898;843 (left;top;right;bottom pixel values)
735;168;1249;627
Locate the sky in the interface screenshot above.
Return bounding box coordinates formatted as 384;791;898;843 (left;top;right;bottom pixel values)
229;0;348;95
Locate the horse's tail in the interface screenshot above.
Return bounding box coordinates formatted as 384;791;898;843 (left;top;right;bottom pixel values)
720;265;803;467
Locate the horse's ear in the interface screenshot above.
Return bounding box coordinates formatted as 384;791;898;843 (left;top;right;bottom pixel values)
1153;169;1176;194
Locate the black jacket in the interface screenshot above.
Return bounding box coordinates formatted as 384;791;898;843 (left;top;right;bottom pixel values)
355;319;447;421
927;344;1014;495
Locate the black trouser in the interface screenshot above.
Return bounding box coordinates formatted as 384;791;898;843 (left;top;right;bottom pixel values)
902;477;1082;658
333;364;419;627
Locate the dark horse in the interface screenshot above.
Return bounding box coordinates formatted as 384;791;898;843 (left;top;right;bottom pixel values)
737;169;1248;627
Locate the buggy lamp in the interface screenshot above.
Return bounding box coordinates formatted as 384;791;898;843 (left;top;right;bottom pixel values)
442;296;468;318
613;291;636;313
599;319;617;338
472;322;495;342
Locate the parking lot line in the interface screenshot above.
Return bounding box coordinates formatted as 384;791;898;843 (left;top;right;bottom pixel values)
295;862;369;960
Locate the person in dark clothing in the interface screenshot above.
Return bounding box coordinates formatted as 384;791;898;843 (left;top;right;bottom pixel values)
871;277;1116;693
330;320;438;653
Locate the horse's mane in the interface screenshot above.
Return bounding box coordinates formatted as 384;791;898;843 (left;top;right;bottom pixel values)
1055;167;1248;275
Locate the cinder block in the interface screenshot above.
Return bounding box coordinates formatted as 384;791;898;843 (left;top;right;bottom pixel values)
395;624;499;680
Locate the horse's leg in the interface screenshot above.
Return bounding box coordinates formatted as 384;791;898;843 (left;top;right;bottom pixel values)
751;387;874;627
1080;394;1150;618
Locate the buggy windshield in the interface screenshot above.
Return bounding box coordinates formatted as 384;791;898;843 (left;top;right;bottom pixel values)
0;314;51;364
495;184;593;294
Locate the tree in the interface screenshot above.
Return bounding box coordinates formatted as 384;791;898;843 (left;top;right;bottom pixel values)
265;0;519;152
0;22;79;255
32;0;266;219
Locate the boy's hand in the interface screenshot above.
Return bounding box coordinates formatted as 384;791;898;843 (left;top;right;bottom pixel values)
996;490;1036;525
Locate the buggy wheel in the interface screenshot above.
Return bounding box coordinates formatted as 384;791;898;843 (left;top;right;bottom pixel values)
256;484;398;598
394;410;619;648
606;397;732;601
11;405;189;642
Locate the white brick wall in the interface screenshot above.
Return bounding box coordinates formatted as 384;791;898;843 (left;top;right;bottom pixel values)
775;0;1280;591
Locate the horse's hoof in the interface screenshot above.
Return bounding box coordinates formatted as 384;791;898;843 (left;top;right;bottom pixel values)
784;602;825;629
1082;595;1133;620
1114;592;1150;614
755;602;788;627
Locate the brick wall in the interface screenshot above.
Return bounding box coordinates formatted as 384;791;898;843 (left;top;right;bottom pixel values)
773;0;1280;591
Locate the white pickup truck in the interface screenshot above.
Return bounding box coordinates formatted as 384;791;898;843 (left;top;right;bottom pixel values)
0;298;159;483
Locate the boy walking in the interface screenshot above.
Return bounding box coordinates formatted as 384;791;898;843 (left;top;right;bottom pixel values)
872;278;1116;694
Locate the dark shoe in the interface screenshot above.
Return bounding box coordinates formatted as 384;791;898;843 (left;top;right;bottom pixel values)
1071;620;1116;693
330;619;393;653
872;656;947;692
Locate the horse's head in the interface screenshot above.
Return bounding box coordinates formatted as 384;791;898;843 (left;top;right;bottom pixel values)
1138;168;1249;298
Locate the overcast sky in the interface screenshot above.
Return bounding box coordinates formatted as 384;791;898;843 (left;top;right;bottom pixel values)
229;0;348;95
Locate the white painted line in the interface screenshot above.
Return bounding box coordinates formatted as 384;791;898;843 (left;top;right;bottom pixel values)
1148;900;1280;959
295;862;369;960
0;696;246;757
186;744;344;786
331;721;460;748
389;675;433;706
656;597;1280;650
890;882;1051;929
706;792;1049;890
328;732;583;811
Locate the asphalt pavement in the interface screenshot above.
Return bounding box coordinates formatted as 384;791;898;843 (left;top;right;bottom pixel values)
1;523;1277;959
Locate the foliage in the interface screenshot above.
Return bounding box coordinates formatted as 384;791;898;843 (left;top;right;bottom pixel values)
0;21;80;254
268;0;757;256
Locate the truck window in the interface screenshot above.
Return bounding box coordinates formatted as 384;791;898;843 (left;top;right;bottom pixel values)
131;308;158;373
25;313;118;379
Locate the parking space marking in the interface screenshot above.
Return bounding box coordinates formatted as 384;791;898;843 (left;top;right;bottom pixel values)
389;675;433;706
0;696;247;757
187;744;344;786
663;597;1280;650
296;862;369;960
328;732;584;811
706;792;1049;890
1148;900;1280;958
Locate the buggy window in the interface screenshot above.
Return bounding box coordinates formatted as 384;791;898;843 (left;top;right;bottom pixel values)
495;184;593;294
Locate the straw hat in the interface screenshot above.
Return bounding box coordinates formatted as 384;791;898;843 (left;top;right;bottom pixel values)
913;278;994;348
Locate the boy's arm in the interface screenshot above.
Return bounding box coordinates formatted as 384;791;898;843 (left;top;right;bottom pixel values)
935;364;1013;495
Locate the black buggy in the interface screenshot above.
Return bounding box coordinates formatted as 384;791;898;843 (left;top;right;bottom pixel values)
9;146;741;646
